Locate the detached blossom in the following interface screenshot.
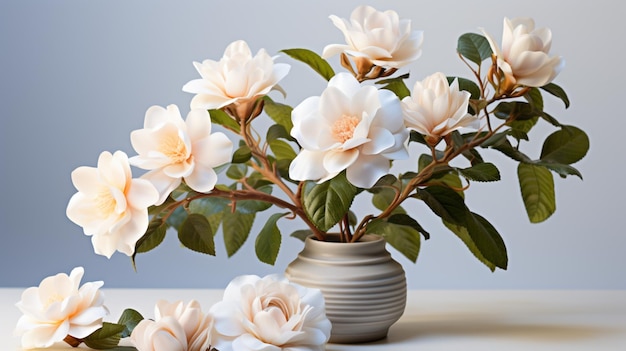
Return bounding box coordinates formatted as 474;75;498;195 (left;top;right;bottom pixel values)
402;72;480;145
210;275;331;351
289;72;409;188
482;17;564;88
14;267;108;349
323;5;423;73
131;300;213;351
182;40;290;120
129;104;233;205
66;151;159;258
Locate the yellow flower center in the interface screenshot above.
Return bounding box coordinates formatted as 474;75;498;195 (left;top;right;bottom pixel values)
160;134;188;164
332;114;360;143
96;186;117;215
44;293;65;310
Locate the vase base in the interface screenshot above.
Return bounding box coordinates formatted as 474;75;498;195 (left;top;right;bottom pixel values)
329;329;388;344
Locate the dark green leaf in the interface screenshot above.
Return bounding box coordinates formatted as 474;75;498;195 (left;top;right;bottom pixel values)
266;124;294;142
447;76;481;99
235;185;273;214
226;164;248;180
541;82;570;108
209;109;240;133
222;211;255;257
518;163;556;223
290;229;314;241
494;101;538;121
535;161;583;179
524;87;544;111
388;213;430;240
255;212;288;265
415;186;468;225
268;139;297;161
489;138;533;163
134;219;167;254
83;322;125;349
509;116;539;135
117;309;143;338
179;214;215;255
377;74;411;99
166;206;188;230
366;220;421;262
263;96;294;132
457;33;492;65
232;144;252;163
281;48;335;81
302;173;357;232
540;125;589;165
409;130;427;144
458;162;501;182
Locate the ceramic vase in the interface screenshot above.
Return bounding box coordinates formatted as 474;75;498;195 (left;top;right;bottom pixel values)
285;234;406;343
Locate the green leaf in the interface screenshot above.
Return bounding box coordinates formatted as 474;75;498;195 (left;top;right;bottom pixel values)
509;116;539;135
443;212;508;271
263;96;294;132
489;138;533;163
541;82;570;108
302;173;357;232
266;124;294;142
134;219;167;254
524;87;544;111
83;322;125;349
232;144;252;163
458;162;501;182
366;220;421;262
222;210;255;257
255;212;288;265
235;185;273;214
518;163;556;223
290;229;314;241
377;74;411;99
388;213;430;240
281;48;335;81
179;214;215;255
117;308;143;338
209;109;240;133
226;164;248;180
415;186;469;225
494;101;538;121
540;125;589;165
447;76;481;99
535;161;583;179
268;139;297;161
457;33;492;65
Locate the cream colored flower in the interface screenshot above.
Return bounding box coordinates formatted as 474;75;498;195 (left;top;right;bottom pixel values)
289;72;409;188
210;275;331;351
131;300;213;351
182;40;290;119
66;151;159;258
14;267;108;349
482;17;564;87
129;104;233;205
402;72;480;144
322;5;423;69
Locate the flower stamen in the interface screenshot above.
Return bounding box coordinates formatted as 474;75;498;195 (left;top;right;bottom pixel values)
332;114;360;143
159;134;188;164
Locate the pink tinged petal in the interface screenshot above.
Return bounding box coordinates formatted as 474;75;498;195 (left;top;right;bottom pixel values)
143;105;173;129
323;149;359;174
104;151;132;190
233;333;281;351
210;301;247;336
90;232;119;259
289;149;329;182
184;165;218;193
361;127;394;155
20;321;69;349
70;166;100;195
163;161;194;178
346;154;390;188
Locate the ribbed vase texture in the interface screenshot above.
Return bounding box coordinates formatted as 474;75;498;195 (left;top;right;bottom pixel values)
285;234;406;343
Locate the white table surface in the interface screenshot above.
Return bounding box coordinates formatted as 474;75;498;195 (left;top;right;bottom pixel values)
2;289;625;350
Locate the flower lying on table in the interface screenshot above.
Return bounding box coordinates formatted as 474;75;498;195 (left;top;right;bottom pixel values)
66;5;588;272
15;269;330;350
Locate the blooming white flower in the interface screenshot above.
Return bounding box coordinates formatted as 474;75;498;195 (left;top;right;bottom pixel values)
14;267;108;349
182;40;290;118
210;275;331;351
66;151;159;258
289;72;409;188
322;5;423;69
482;17;564;87
402;72;480;144
129;104;233;205
131;300;213;351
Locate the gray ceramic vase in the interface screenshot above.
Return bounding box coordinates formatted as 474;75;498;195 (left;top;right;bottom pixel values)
285;234;406;343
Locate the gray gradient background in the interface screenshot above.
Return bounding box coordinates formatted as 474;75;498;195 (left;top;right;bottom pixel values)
1;0;623;289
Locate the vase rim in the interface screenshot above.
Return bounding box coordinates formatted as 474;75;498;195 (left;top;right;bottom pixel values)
306;233;383;244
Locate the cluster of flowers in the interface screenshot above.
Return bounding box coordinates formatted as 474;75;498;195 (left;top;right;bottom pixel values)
65;5;564;258
14;267;331;351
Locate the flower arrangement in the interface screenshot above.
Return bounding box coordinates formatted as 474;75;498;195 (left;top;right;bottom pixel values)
65;5;588;277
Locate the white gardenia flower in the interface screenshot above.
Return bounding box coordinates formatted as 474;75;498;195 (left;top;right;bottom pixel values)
66;151;159;258
182;40;290;118
482;17;564;87
14;267;108;349
210;275;331;351
289;72;409;188
402;72;480;143
129;104;233;205
131;300;213;351
322;5;423;69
